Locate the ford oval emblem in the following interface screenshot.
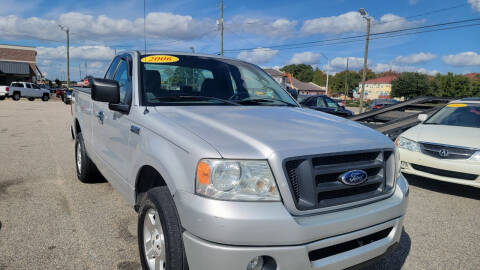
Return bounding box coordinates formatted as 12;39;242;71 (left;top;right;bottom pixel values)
339;170;368;186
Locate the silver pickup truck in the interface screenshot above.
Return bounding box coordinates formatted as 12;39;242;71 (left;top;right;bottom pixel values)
72;51;409;270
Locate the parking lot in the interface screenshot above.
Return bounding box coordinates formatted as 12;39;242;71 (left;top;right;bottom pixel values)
0;99;479;270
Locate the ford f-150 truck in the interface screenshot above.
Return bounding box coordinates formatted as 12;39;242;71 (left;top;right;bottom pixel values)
71;51;409;270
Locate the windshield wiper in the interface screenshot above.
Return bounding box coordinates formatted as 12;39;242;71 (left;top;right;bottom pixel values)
151;96;240;106
237;98;297;107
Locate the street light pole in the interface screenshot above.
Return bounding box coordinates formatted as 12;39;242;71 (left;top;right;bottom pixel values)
320;53;329;96
359;8;371;113
58;25;70;88
220;0;224;56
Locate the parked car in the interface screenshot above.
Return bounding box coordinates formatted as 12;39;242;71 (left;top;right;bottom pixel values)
8;82;50;101
333;98;346;108
64;89;73;104
56;88;66;98
300;95;354;117
369;99;398;110
72;52;408;270
397;98;480;187
0;85;8;100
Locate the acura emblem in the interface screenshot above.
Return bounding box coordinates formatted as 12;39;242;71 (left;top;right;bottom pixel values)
339;170;368;186
438;149;449;158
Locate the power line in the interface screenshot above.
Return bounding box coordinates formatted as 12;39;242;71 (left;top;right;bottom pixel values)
222;18;480;53
372;2;470;25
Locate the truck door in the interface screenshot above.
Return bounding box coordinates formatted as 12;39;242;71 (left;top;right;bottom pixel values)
92;55;134;198
32;84;42;97
24;83;33;97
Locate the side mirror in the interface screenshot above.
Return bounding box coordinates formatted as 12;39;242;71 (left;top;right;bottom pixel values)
91;78;120;104
287;89;298;100
418;114;428;123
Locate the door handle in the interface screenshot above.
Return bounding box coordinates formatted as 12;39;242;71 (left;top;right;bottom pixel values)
130;125;140;135
96;111;105;124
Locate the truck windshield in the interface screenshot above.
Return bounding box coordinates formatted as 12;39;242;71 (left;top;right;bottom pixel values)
140;54;297;106
425;103;480;128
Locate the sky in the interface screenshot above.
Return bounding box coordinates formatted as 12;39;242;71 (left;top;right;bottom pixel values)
1;0;479;81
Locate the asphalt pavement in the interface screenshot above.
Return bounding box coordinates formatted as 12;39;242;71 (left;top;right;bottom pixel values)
0;99;479;270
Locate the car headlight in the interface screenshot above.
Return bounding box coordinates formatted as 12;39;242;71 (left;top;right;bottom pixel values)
395;137;421;152
196;159;280;201
470;151;480;161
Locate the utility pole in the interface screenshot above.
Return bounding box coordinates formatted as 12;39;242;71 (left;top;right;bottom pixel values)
58;24;70;88
220;0;224;55
79;64;82;81
345;58;349;99
85;62;88;77
359;8;371;113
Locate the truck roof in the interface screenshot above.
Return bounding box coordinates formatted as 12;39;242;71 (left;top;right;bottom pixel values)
130;50;249;63
451;97;480;104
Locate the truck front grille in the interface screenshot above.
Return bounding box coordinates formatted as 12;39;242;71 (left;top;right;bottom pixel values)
420;142;476;160
284;150;394;211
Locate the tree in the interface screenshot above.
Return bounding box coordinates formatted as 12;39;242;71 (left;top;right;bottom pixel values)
330;70;361;95
358;68;376;80
312;68;327;87
280;64;314;82
55;78;61;87
391;72;429;98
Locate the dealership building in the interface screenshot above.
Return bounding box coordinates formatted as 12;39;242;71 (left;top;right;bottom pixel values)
0;44;42;85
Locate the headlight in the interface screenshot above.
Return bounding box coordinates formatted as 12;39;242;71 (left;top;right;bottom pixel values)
196;159;280;201
394;148;401;179
395;137;421;152
470;151;480;161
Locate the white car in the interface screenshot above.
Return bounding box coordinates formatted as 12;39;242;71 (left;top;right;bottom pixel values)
8;82;50;101
0;85;8;100
396;98;480;187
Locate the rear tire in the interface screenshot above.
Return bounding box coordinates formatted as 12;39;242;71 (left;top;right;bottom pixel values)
138;187;189;270
42;95;49;102
28;97;34;101
12;93;20;101
75;132;99;183
0;96;5;100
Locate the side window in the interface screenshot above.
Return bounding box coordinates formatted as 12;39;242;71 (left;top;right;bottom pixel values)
316;97;327;108
324;97;338;108
32;84;40;89
11;83;22;87
105;57;121;80
113;59;131;104
25;84;31;89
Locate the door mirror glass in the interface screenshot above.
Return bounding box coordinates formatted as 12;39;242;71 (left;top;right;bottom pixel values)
418;114;428;122
91;78;120;104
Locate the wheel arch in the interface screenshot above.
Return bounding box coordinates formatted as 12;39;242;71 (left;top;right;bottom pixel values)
134;165;170;210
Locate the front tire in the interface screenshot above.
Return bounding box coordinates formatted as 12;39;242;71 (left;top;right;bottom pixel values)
42;95;49;101
75;132;99;183
0;96;5;100
138;187;188;270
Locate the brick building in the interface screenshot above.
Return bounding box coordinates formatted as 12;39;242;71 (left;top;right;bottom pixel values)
0;44;42;85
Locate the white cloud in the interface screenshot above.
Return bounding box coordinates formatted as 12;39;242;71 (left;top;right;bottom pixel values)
301;11;422;35
409;0;419;5
228;17;297;38
288;52;322;65
442;52;480;66
0;12;214;42
237;48;279;64
324;57;364;71
393;52;436;64
372;63;439;75
37;45;115;60
469;0;480;12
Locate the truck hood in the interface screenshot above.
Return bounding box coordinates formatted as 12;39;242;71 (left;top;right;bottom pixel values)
154;106;393;159
401;124;480;149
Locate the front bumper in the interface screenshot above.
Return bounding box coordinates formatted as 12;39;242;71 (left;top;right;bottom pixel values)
399;148;480;187
175;175;408;270
183;216;404;270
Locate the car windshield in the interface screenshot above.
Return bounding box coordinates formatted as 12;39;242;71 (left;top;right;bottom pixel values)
140;54;297;106
425;103;480;128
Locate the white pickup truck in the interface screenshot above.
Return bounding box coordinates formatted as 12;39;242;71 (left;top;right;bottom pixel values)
8;82;50;101
0;85;8;100
72;51;409;270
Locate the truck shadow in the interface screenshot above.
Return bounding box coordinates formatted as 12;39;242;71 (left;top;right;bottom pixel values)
366;229;411;270
405;174;480;200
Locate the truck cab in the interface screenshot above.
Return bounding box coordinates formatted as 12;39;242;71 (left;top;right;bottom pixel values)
72;51;408;270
